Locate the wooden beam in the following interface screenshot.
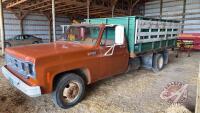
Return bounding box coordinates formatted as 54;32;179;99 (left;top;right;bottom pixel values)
0;0;5;55
40;3;76;12
57;7;110;16
60;0;126;14
6;0;28;9
22;0;51;10
30;1;66;11
5;0;127;19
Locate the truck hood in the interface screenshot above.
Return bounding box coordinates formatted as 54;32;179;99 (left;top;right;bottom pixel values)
5;41;92;62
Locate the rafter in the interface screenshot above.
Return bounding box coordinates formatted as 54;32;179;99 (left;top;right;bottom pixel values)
3;0;142;18
6;0;28;9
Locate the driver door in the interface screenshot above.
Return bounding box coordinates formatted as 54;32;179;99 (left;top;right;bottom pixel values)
99;26;129;79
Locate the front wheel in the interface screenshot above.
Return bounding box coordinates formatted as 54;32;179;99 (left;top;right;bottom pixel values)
52;73;85;109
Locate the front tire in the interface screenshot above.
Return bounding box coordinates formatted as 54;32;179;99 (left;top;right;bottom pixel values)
52;73;85;109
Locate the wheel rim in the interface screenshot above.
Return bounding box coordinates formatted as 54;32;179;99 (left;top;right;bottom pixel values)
62;81;80;103
158;56;164;69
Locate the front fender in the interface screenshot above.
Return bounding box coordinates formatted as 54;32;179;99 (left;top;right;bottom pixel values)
38;63;92;93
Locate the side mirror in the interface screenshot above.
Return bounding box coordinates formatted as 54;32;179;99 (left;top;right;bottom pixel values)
115;25;124;45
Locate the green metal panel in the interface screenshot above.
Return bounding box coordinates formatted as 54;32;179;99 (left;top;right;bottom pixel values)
86;16;136;52
86;16;179;54
154;41;161;49
141;42;153;52
161;40;167;47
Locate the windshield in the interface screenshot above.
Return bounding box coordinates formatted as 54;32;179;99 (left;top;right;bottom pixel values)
63;26;100;45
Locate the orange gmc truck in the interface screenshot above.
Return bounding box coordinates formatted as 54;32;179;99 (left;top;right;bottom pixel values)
1;16;180;109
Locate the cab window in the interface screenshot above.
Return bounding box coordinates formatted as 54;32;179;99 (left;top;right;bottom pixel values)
101;27;115;46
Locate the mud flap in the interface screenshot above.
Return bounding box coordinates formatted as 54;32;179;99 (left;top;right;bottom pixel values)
141;53;154;69
163;50;169;65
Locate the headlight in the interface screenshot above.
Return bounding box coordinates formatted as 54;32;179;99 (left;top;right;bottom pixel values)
5;54;36;79
23;62;36;78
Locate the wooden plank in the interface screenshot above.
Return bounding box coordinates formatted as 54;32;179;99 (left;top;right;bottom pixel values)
0;0;5;55
196;64;200;113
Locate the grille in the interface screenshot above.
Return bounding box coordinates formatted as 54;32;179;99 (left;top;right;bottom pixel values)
5;54;29;79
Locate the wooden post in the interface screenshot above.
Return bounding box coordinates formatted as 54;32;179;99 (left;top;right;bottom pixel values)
48;18;52;42
129;7;132;16
181;0;186;33
87;0;90;20
111;5;115;17
111;0;117;17
196;64;200;113
12;10;29;35
42;12;53;42
160;0;163;19
19;19;24;34
0;0;5;55
129;0;140;16
52;0;56;42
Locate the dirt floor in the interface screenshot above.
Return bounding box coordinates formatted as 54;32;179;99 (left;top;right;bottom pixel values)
0;51;199;113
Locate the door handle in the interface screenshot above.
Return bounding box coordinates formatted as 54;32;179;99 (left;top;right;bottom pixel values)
119;45;126;48
88;51;97;56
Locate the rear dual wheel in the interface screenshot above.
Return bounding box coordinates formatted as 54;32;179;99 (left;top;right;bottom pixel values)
52;73;85;109
152;53;164;72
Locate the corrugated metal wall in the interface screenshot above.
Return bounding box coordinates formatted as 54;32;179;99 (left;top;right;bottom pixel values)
144;0;200;33
3;10;21;39
2;10;70;42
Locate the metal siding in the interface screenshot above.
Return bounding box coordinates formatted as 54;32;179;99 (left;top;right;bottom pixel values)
144;0;200;33
1;10;70;42
23;13;49;40
2;10;20;39
184;0;200;33
55;16;70;39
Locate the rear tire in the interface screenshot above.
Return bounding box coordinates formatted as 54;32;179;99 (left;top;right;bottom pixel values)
52;73;85;109
152;53;164;72
163;50;169;65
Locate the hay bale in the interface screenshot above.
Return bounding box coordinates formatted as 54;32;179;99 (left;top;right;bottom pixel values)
165;103;192;113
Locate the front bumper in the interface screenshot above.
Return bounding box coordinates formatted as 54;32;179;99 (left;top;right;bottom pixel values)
1;66;41;97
